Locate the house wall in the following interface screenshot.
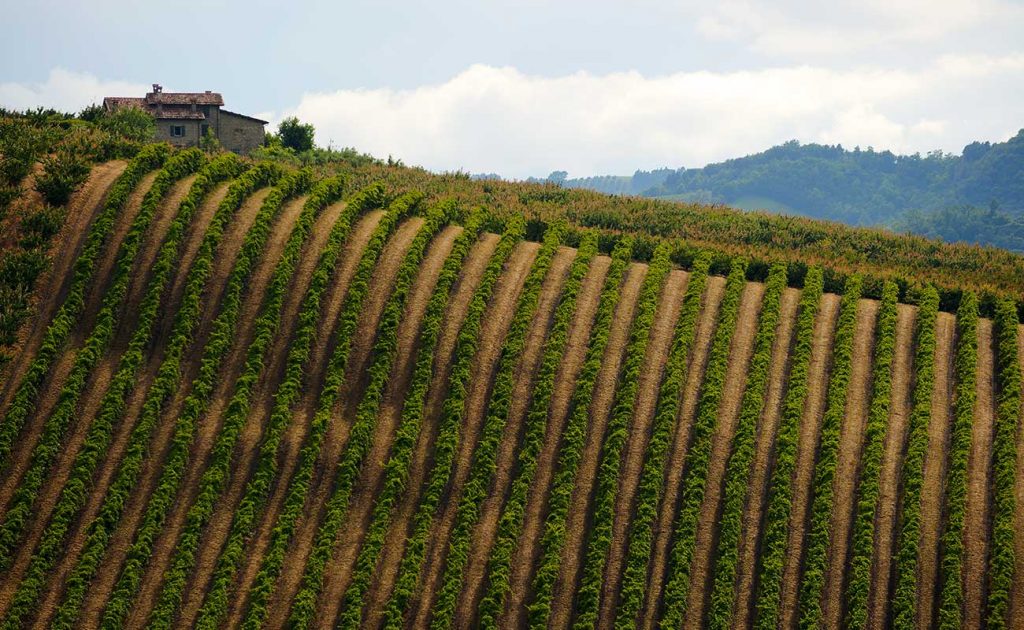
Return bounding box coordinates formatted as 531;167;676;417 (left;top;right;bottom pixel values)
218;111;265;154
154;119;202;148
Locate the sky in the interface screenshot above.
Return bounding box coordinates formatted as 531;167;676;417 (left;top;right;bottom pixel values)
2;0;1023;178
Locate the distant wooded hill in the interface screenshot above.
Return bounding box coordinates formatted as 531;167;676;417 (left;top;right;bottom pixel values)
518;130;1024;251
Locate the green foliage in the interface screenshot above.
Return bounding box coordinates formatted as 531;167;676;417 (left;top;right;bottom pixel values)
285;195;452;630
751;267;824;630
0;146;193;571
573;243;672;630
381;217;527;630
475;231;600;629
94;164;297;629
612;252;710;629
706;263;787;630
0;152;241;629
429;222;566;630
277;116;315;153
935;291;978;629
191;175;348;629
334;211;487;629
795;275;863;628
143;169;318;629
35;148;92;205
0;143;168;472
526;237;633;628
659;258;747;628
986;299;1020;629
889;286;939;628
844;280;900;629
96;107;156;143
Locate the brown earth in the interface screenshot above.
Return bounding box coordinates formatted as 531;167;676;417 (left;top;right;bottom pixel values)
821;299;880;628
682;281;766;630
406;240;541;629
778;292;841;630
360;233;500;630
451;246;576;629
595;269;689;630
222;209;386;628
73;187;273;629
499;255;611;630
915;312;955;630
639;275;726;630
866;303;917;628
548;262;646;630
732;287;801;629
962;318;995;629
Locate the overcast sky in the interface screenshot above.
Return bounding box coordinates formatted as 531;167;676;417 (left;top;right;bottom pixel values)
2;0;1022;177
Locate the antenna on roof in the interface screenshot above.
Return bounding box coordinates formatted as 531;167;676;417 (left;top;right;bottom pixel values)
152;83;163;94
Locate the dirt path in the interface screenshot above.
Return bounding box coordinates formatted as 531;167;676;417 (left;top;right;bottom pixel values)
0;170;157;519
222;210;386;628
499;255;611;630
405;241;540;630
0;161;126;415
312;225;465;628
0;174;194;614
962;318;995;629
70;187;273;629
681;281;766;630
732;287;801;629
915;312;955;630
638;275;726;630
451;246;577;629
1010;325;1024;630
594;270;689;630
260;218;434;629
778;292;841;630
122;195;309;630
547;262;646;630
174;200;356;627
821;299;880;628
30;181;235;629
359;234;499;630
866;303;917;628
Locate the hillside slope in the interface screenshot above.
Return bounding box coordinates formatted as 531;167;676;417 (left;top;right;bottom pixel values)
0;151;1021;629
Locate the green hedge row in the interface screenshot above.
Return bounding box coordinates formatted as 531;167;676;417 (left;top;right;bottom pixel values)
796;274;863;628
573;243;672;630
0;143;169;470
987;298;1021;629
429;222;566;630
0;152;242;629
844;280;899;629
47;161;282;629
0;146;198;570
142;169;322;628
334;211;487;629
192;175;349;629
96;165;302;629
613;252;711;629
381;217;527;630
889;286;939;628
935;291;978;629
659;258;747;628
286;196;453;629
234;184;410;629
526;237;633;629
706;263;787;630
475;231;600;629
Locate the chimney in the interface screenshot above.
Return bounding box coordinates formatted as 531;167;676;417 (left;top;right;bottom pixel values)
152;83;163;94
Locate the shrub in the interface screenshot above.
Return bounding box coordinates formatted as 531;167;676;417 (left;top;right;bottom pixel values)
35;149;91;206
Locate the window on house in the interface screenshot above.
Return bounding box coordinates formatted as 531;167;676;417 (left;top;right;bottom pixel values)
170;125;185;137
200;124;209;137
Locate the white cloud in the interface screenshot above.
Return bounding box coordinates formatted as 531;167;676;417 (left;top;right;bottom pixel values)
0;68;150;113
271;57;1024;177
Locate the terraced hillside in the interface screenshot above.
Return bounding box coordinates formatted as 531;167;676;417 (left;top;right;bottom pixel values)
0;147;1022;630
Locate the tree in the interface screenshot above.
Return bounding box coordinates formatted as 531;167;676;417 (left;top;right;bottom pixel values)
277;116;315;152
97;107;155;143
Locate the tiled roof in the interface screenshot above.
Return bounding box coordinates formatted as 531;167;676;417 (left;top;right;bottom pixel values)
154;109;208;120
102;97;146;110
145;91;224;106
220;109;269;124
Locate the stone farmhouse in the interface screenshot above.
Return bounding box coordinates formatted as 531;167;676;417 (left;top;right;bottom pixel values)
103;84;267;154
